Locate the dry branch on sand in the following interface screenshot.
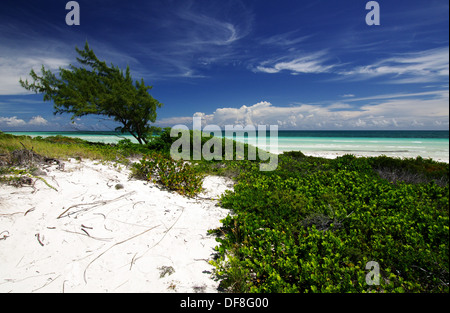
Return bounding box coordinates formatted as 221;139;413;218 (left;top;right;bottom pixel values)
57;191;136;219
83;224;161;283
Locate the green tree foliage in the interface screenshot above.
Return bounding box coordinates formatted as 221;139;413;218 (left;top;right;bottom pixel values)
19;42;162;144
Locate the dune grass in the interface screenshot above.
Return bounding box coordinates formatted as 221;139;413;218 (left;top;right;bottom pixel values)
0;132;131;162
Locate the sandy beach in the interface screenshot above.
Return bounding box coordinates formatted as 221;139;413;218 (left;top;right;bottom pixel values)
304;152;449;164
0;159;233;293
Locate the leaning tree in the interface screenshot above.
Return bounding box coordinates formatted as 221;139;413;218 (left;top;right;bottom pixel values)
20;42;162;144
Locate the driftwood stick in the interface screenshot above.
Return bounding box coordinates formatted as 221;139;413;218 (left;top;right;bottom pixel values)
60;229;112;242
133;207;185;265
83;224;160;283
35;233;44;246
24;208;35;215
57;191;136;219
81;228;91;237
0;231;10;241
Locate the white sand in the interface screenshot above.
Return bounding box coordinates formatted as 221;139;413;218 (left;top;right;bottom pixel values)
0;159;233;293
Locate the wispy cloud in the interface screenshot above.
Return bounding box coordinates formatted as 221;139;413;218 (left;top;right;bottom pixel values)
174;8;242;46
0;25;72;95
253;46;449;84
0;51;71;95
132;0;253;79
259;31;312;47
342;47;449;83
0;42;141;95
254;50;335;75
0;17;142;96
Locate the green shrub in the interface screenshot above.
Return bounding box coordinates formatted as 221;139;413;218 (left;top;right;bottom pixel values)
211;153;449;293
146;128;266;165
131;151;203;197
369;155;449;186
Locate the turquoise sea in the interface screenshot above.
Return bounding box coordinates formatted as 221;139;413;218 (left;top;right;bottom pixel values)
5;130;449;163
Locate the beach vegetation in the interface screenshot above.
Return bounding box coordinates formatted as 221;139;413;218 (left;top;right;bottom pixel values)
147;127;268;162
0;132;141;163
210;153;449;293
0;166;57;191
19;42;162;144
130;151;203;197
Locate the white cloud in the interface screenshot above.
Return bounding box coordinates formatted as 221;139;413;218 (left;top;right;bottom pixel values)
355;119;366;127
0;115;49;128
0;17;142;96
134;0;253;79
156;115;199;128
255;51;335;75
156;89;449;130
0;116;27;127
259;31;312;47
342;47;449;83
28;115;48;126
342;90;447;103
0;48;71;95
175;10;241;46
327;103;352;110
0;41;143;95
254;47;449;84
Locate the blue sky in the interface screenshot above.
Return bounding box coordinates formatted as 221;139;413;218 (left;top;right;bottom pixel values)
0;0;448;131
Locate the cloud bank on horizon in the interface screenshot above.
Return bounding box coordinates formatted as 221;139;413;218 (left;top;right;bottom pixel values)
157;89;449;130
0;0;448;131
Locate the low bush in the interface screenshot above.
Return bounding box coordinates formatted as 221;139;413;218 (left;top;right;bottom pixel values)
146;128;266;164
131;151;204;197
211;152;449;293
369;155;449;186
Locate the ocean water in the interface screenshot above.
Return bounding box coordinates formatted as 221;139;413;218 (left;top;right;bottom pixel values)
228;130;449;163
4;130;449;163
